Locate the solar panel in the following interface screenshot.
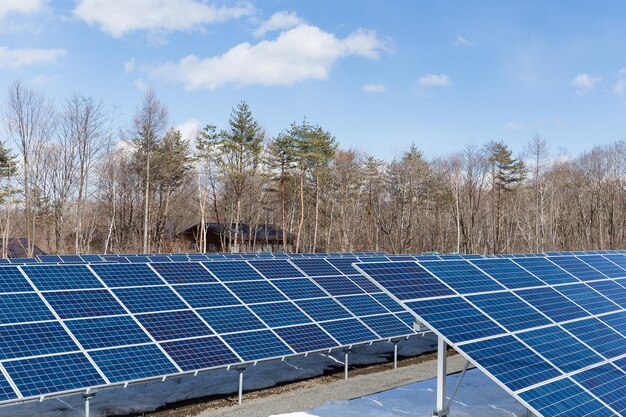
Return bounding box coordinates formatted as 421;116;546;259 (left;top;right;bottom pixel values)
89;344;178;383
0;255;418;407
91;264;164;287
358;257;626;417
4;353;106;397
23;265;103;290
65;316;152;349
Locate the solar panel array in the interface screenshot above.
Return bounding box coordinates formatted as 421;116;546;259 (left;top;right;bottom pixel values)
0;258;416;406
357;254;626;417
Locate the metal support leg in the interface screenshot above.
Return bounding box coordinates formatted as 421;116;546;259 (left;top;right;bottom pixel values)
343;349;350;380
433;337;449;417
237;367;245;405
393;341;399;369
83;393;95;417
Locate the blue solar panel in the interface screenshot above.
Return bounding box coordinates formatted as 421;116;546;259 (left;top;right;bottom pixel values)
406;297;503;343
0;322;78;360
337;295;388;316
0;372;17;401
290;259;340;277
312;276;365;296
224;281;287;304
0;292;55;324
573;363;626;415
0;267;33;292
58;255;84;263
151;262;216;284
202;261;262;281
112;286;187;313
599;310;626;334
91;264;164;287
250;260;305;278
295;298;352;322
38;255;62;263
325;258;361;275
554;283;620;315
461;335;561;391
174;284;240;308
89;344;178;382
23;265;103;290
466;292;551;332
43;290;127;319
4;352;106;397
470;259;545;289
161;336;240;371
586;280;626;307
136;310;213;341
65;316;151;349
549;256;606;281
347;275;384;293
197;306;267;333
127;256;151;263
420;261;504;294
371;293;405;313
519;377;614;417
517;326;603;373
512;257;578;285
578;255;626;278
80;255;103;262
249;302;311;327
274;324;338;352
356;262;454;300
319;318;378;345
360;314;413;338
270;278;327;300
562;318;626;359
515;287;588;322
222;330;293;361
147;255;171;263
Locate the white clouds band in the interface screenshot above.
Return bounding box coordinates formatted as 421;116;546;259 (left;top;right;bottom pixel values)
148;25;386;89
0;46;66;69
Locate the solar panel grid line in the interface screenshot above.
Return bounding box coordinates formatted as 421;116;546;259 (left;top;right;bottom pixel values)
196;260;303;358
142;263;247;364
355;259;626;417
240;261;345;349
354;265;620;417
13;266;113;386
0;363;20;401
84;264;185;374
288;259;414;341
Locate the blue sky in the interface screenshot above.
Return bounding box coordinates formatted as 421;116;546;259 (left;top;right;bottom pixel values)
1;0;626;160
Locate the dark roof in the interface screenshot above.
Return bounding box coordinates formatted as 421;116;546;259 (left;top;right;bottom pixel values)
181;223;294;242
0;238;45;258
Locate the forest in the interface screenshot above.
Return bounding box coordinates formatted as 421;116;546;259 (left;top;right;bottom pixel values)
1;80;625;257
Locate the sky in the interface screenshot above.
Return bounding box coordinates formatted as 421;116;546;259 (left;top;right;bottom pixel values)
1;0;626;160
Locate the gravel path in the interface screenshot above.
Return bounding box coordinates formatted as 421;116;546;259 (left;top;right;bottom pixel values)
197;354;470;417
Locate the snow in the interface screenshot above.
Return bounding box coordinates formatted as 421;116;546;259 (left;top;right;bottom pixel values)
271;369;528;417
0;336;438;417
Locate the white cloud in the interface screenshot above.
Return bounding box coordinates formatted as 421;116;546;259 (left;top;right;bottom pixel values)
254;11;304;37
124;58;135;73
612;68;626;96
176;118;202;142
148;25;386;90
362;83;387;93
0;46;66;69
73;0;255;38
417;73;451;88
133;78;149;92
454;35;473;47
571;73;600;95
0;0;45;19
31;73;57;85
503;121;526;130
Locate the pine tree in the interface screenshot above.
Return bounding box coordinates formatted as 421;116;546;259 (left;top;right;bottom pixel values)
486;141;526;252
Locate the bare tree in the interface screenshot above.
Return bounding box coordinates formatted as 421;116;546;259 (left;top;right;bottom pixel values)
3;81;56;256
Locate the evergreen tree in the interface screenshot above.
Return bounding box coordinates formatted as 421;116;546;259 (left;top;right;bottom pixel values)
486;141;526;252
